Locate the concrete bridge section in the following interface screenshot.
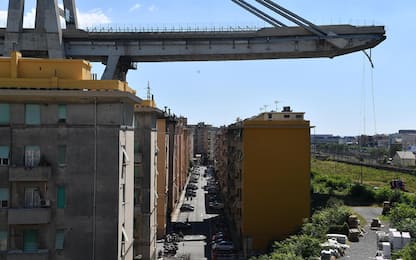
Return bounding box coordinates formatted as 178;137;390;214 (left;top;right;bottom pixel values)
0;0;386;80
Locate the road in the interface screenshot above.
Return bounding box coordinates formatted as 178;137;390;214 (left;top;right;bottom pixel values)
341;207;389;260
158;166;222;260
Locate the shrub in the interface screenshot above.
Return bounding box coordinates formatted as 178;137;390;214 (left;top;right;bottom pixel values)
271;235;321;260
312;175;350;195
389;203;416;226
374;186;393;203
393;242;416;260
327;222;350;236
349;183;375;202
395;218;416;240
302;202;351;239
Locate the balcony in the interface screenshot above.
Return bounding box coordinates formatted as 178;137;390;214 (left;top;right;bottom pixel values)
9;167;51;182
8;208;51;225
7;250;49;260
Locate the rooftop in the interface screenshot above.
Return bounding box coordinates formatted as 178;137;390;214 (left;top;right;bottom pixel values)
0;52;135;94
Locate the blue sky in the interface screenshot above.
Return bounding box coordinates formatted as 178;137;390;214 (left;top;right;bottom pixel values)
1;1;415;136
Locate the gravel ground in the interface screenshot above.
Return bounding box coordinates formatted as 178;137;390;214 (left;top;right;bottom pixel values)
341;207;389;260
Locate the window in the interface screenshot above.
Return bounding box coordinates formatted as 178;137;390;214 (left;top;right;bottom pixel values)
0;146;9;166
58;145;66;166
134;166;140;178
57;186;65;208
55;229;65;250
0;188;9;208
24;187;40;208
0;230;7;250
296;114;303;119
25;104;40;125
23;230;38;252
121;183;126;203
0;104;10;124
284;114;290;118
268;113;272;119
134;141;139;155
58;104;67;122
25;146;40;168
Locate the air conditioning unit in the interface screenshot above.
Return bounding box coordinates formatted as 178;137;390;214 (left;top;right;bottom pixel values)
40;199;51;208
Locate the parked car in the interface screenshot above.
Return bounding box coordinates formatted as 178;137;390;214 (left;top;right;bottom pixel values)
185;190;196;197
213;241;234;251
173;222;192;231
209;202;224;209
180;204;195;212
212;232;224;240
187;183;198;190
208;195;219;202
211;232;225;244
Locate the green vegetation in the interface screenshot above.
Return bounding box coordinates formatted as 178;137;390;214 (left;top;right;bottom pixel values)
251;200;351;260
311;159;416;195
390;203;416;259
254;160;416;259
312;159;416;259
393;242;416;260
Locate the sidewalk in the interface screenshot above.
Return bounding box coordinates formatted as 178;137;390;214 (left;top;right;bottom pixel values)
171;174;191;222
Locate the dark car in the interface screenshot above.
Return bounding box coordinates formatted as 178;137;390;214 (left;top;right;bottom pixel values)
185;190;196;197
180;204;195;212
187;184;198;190
173;222;192;231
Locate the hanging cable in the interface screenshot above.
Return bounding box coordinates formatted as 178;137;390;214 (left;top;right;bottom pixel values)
370;58;377;135
361;54;367;136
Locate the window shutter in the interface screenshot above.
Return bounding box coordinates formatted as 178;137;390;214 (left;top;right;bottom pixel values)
57;186;66;208
0;188;9;201
0;104;10;124
55;229;65;249
25;104;41;125
0;146;9;159
58;104;67;120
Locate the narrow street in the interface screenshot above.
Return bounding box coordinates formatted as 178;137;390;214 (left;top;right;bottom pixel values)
158;166;227;260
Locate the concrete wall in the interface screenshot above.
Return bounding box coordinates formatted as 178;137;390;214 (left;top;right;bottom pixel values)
0;96;135;260
134;110;158;260
118;130;135;260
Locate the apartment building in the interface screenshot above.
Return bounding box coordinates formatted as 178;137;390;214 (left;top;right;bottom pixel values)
133;99;164;260
215;107;311;255
0;52;137;260
156;117;169;239
175;118;192;199
190;122;217;165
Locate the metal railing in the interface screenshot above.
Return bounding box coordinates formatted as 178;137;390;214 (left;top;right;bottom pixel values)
85;24;261;33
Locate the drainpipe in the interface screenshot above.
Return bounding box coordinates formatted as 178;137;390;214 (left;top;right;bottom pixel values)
92;98;97;259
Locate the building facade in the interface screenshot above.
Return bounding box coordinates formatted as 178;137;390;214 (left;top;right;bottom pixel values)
0;52;137;260
190;122;217;165
216;107;311;255
133;101;164;260
156;118;168;239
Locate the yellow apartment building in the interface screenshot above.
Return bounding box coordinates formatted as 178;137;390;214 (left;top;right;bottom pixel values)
217;107;311;255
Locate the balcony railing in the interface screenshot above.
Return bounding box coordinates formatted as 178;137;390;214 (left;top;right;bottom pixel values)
7;249;49;260
8;208;51;225
9;167;51;182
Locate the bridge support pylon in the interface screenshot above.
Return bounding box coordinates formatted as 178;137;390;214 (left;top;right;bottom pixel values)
4;0;78;58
